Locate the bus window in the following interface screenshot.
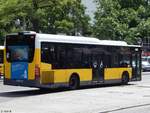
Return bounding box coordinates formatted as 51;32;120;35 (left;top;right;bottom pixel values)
82;46;91;68
57;45;66;68
120;55;131;67
112;54;119;67
6;35;35;63
66;46;73;68
0;50;3;63
7;46;28;62
41;43;56;64
72;47;82;68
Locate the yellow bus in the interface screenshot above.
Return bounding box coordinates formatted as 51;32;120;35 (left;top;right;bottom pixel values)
4;31;141;89
0;46;4;79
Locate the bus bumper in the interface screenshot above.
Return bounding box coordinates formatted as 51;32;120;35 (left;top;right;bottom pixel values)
4;78;40;87
3;78;68;88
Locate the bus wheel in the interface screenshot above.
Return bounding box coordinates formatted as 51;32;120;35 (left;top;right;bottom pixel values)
122;72;129;85
69;75;80;90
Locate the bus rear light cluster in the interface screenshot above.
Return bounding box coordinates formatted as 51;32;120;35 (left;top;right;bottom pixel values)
35;64;40;79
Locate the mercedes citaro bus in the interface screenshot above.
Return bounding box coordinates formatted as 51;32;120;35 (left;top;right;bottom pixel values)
4;31;141;89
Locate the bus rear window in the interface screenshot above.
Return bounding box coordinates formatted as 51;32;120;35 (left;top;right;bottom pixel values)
7;46;29;62
6;34;35;62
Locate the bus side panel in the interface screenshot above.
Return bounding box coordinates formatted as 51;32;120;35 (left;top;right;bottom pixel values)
35;48;41;65
28;63;35;80
4;62;11;79
4;48;11;79
40;71;54;84
40;63;52;71
53;70;67;83
104;68;132;80
0;49;4;76
0;64;4;76
28;48;40;80
54;69;92;83
40;63;52;84
40;69;92;84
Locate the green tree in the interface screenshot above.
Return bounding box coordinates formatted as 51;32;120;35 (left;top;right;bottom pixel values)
0;0;91;44
43;0;91;35
93;0;150;44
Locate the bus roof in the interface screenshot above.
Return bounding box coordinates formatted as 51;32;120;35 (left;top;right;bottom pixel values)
37;33;141;47
6;31;141;47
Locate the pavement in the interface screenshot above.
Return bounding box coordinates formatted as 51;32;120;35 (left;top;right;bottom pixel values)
0;72;150;113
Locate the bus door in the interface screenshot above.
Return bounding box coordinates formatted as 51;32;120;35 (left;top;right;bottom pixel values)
92;54;104;82
132;53;141;80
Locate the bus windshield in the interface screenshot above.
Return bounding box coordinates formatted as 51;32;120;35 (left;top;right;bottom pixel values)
7;46;29;62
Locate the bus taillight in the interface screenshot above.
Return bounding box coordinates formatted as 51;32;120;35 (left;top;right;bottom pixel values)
35;64;40;79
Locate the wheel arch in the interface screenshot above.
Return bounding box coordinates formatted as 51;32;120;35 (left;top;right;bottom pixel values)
122;71;130;78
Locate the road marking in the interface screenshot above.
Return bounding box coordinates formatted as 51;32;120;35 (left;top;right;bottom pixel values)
99;103;150;113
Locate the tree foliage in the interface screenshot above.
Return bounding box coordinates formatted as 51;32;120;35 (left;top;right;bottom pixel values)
93;0;150;44
0;0;91;44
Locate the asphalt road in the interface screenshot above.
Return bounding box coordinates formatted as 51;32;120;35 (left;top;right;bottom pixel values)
0;72;150;113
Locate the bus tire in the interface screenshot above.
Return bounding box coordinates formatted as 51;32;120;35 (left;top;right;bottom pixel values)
69;74;80;90
122;72;129;85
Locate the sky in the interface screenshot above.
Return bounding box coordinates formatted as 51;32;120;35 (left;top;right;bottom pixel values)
81;0;96;23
